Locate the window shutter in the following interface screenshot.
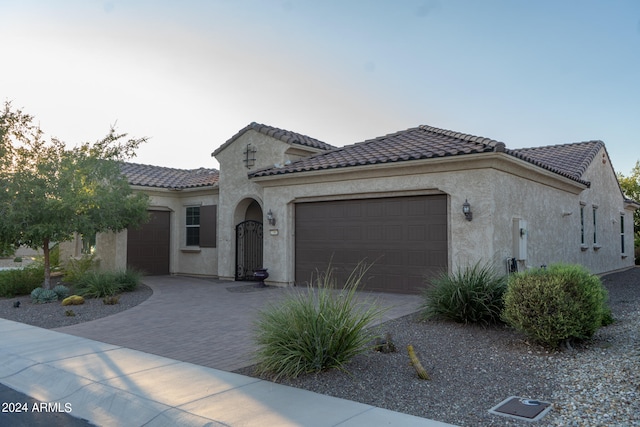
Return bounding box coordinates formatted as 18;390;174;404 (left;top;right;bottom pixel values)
199;205;217;247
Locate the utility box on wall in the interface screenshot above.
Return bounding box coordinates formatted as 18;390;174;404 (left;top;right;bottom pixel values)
512;218;528;261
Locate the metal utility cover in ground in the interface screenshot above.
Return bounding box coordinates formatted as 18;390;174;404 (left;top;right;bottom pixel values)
489;396;552;422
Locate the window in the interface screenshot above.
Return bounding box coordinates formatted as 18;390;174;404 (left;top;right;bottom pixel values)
620;214;625;254
81;233;96;255
185;205;217;248
580;204;585;245
186;206;200;246
592;205;598;246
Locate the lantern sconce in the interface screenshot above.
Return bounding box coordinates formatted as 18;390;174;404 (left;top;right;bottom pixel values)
267;209;276;226
462;199;473;221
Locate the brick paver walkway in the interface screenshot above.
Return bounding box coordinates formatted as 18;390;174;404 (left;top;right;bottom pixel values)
54;276;422;372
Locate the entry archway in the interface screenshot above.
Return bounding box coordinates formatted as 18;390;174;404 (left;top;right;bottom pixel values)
235;199;264;280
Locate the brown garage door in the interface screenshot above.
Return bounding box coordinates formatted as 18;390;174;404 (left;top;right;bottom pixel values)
127;211;170;275
295;195;447;294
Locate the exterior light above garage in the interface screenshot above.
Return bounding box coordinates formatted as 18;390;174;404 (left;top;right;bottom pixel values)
463;199;473;221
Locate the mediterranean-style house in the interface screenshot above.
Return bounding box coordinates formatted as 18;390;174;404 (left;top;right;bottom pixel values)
60;123;639;294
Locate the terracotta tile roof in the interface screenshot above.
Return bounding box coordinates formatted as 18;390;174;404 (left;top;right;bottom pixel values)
509;141;604;184
249;125;506;178
120;162;219;189
212;122;336;157
249;125;600;187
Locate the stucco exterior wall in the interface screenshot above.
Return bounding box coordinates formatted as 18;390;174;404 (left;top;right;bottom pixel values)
214;130;321;280
258;163;499;286
63;186;220;276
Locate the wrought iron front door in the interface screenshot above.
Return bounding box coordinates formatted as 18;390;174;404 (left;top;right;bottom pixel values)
235;220;263;280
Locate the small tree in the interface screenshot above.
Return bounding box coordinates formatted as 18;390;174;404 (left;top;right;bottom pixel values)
618;161;640;264
618;161;640;233
0;102;149;288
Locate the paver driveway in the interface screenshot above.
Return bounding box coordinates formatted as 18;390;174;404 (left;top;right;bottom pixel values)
54;276;422;372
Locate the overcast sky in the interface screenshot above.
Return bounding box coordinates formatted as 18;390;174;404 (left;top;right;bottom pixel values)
1;0;639;175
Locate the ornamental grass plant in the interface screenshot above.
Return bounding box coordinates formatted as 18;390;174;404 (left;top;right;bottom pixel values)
253;262;385;380
420;262;507;326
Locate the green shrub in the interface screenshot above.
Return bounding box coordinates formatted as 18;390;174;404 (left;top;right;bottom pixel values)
420;262;507;325
113;268;142;292
74;271;120;298
0;241;16;258
63;254;99;285
0;264;45;297
502;263;610;349
52;284;70;300
253;262;385;379
30;287;59;304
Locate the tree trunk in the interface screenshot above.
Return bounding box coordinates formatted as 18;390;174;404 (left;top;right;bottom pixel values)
42;238;51;289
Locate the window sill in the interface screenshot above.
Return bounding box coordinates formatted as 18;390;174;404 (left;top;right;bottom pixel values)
593;245;602;251
580;245;589;252
180;247;201;253
622;254;628;259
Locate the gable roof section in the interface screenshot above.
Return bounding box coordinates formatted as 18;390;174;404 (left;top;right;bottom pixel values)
120;162;219;189
249;125;506;178
249;125;598;186
212;122;336;157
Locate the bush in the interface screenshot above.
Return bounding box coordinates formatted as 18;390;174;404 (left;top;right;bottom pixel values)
30;287;59;304
113;269;142;292
0;264;45;297
52;284;70;300
63;254;99;285
75;271;120;298
420;262;507;325
253;262;385;379
502;263;610;349
73;268;141;298
0;241;16;258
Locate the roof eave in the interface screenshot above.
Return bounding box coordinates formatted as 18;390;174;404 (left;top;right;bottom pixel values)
250;152;588;194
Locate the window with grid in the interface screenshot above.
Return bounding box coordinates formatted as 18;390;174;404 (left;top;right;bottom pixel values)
186;206;200;246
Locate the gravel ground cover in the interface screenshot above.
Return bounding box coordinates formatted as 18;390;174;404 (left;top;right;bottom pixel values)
236;267;640;427
1;264;638;426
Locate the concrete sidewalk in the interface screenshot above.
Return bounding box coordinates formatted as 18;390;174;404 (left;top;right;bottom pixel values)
0;318;457;426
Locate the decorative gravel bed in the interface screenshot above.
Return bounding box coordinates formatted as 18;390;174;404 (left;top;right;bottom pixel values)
1;265;638;426
0;283;153;329
235;268;640;427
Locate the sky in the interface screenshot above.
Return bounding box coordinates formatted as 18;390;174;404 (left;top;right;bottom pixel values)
1;0;639;175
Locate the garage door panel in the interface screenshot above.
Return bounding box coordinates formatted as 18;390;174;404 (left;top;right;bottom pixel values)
127;211;170;276
296;195;448;294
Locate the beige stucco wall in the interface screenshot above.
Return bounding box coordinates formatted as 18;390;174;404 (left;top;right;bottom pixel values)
213;130;636;287
61;186;220;276
214;130;321;280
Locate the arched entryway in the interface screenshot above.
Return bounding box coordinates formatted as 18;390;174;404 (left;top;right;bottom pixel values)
235;199;264;280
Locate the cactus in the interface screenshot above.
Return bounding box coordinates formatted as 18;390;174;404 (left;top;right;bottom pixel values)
31;287;59;304
103;295;120;305
62;295;85;306
65;310;76;317
53;285;70;300
407;344;430;380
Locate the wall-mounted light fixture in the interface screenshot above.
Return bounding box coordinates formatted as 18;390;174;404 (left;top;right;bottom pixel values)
267;209;276;226
462;199;473;221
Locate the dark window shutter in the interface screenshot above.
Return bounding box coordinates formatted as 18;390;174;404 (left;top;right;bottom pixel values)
199;205;217;247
